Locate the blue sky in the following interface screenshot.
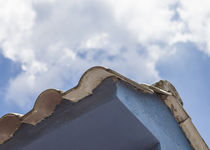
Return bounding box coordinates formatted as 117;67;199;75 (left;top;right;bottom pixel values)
0;0;209;147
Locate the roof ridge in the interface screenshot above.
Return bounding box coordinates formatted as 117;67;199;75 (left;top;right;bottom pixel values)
0;66;208;150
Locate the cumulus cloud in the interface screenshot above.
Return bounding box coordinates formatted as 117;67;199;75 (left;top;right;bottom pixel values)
177;0;210;55
0;0;210;109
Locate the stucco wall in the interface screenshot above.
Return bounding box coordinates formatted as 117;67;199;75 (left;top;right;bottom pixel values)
21;98;160;150
116;80;193;150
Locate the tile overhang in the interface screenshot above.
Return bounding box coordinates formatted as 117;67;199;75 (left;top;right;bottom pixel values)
0;66;208;150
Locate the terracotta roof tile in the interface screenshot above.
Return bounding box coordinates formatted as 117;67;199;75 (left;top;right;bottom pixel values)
22;89;63;125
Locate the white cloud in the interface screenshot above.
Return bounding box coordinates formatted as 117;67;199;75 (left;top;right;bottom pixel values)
105;0;178;45
177;0;210;55
0;0;210;110
81;33;109;49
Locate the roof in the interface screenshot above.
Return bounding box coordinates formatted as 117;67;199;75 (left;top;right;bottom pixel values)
0;66;209;150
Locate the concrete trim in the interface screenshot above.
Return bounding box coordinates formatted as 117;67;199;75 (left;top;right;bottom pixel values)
152;80;209;150
180;118;209;150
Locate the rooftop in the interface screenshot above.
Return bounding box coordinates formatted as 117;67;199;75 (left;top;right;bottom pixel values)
0;66;208;150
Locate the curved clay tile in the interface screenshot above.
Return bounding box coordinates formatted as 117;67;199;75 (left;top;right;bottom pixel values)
22;89;63;125
62;66;155;102
0;114;22;144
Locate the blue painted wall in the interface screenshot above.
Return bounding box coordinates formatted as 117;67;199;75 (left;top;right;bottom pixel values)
116;81;193;150
21;98;160;150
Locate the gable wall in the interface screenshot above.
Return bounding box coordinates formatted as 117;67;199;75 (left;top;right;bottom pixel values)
116;80;193;150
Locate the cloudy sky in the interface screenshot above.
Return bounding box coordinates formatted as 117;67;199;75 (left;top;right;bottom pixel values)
0;0;209;146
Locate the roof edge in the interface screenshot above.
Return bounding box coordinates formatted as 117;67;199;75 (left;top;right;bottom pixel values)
0;66;209;150
62;66;156;102
153;80;209;150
